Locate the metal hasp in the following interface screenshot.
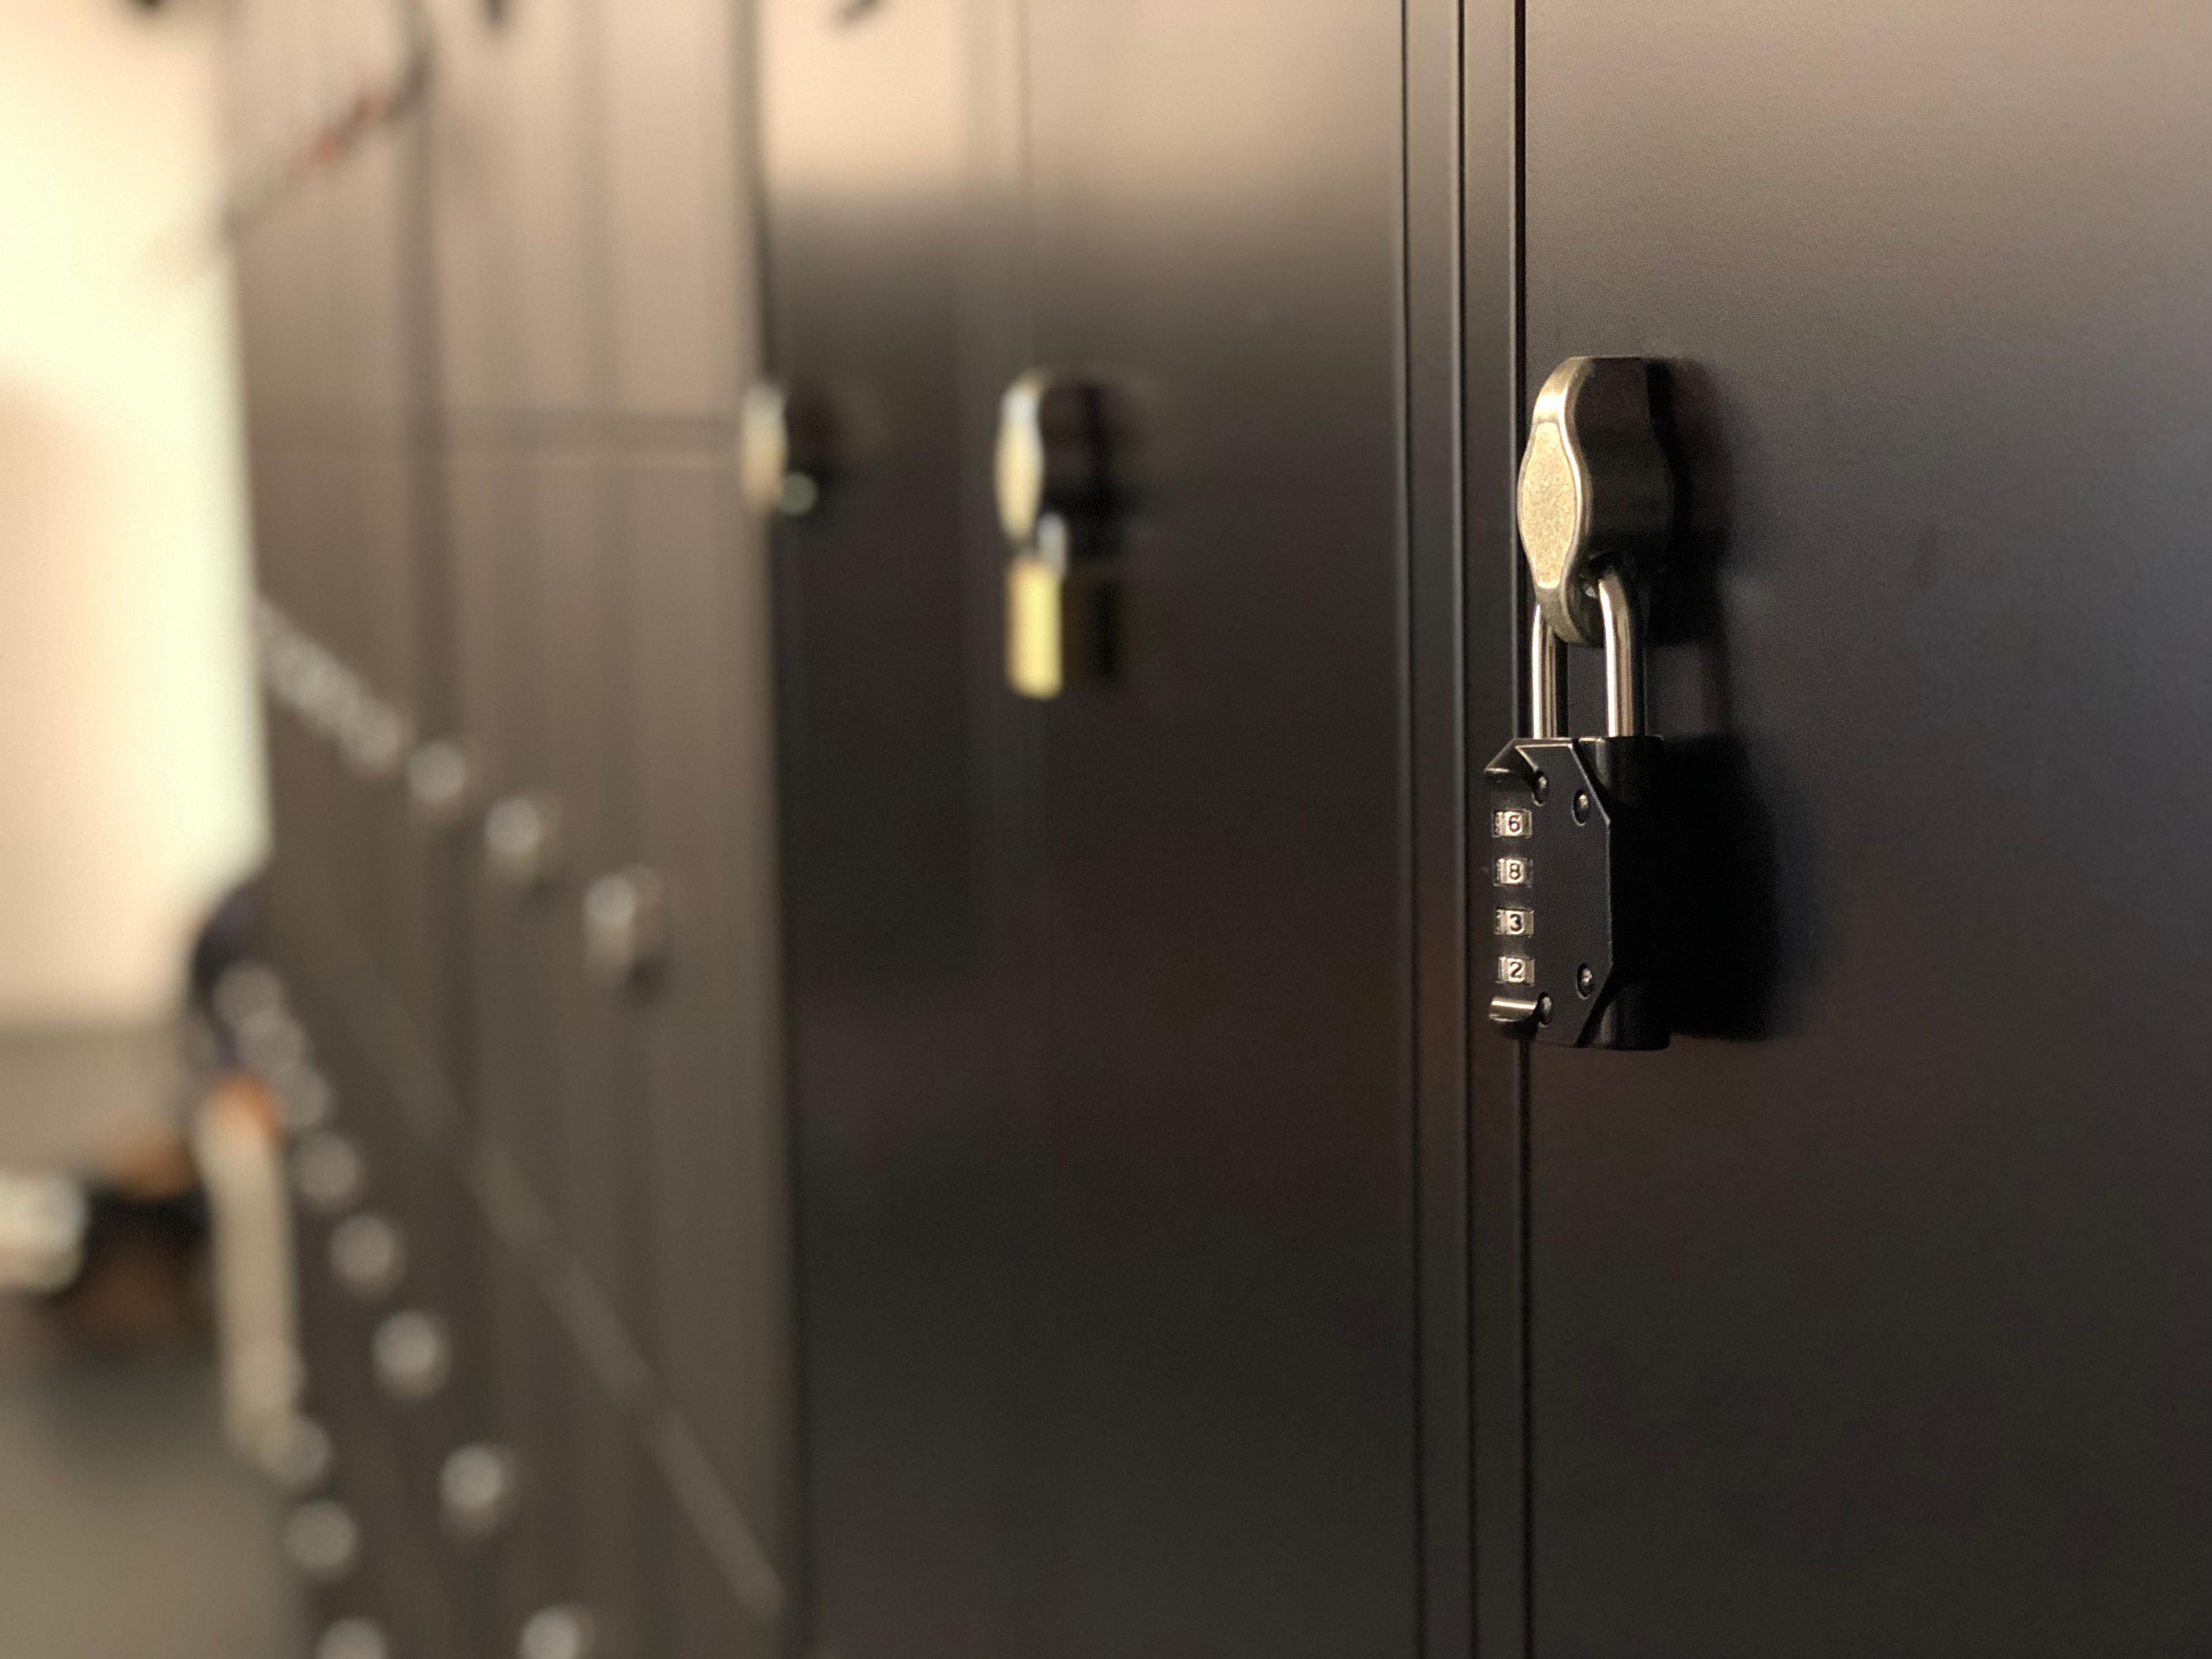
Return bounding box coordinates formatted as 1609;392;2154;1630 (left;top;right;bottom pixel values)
1488;355;1673;1048
1517;355;1672;649
995;370;1113;698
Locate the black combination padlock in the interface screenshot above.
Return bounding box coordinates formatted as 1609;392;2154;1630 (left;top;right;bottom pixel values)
1487;356;1673;1050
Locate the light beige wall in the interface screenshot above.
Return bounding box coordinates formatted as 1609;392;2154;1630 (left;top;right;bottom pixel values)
0;0;265;1025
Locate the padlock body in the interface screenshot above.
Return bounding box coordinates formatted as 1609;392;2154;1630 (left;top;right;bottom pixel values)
1005;554;1115;700
1482;733;1666;1049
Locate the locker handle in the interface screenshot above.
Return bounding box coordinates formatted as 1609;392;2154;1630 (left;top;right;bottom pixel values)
371;1308;452;1403
440;1442;520;1543
482;791;564;893
581;866;668;990
406;738;475;831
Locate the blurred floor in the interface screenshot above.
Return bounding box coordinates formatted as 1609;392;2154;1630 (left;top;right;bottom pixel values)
0;1022;303;1659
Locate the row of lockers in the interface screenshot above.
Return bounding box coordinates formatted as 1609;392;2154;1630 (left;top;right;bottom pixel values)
233;0;2212;1654
228;2;788;1657
226;1;1479;1657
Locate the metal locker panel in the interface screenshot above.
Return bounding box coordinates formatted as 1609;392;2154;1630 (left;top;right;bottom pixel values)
426;0;599;415
665;1507;781;1659
344;436;470;1135
567;1353;664;1659
1515;5;2212;1655
476;1211;584;1658
248;455;327;953
520;451;646;1334
421;0;509;413
226;51;321;424
596;0;743;418
381;1158;497;1651
524;457;666;1659
456;447;659;1650
619;457;791;1603
230;211;309;425
310;1408;463;1659
759;0;1029;1650
319;1;415;422
760;0;978;980
287;5;352;425
267;444;363;969
449;449;589;1659
342;449;426;995
449;451;565;1207
263;448;349;962
301;450;385;968
1016;6;1419;1652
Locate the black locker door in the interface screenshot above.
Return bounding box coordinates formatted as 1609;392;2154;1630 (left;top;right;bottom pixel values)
1508;5;2212;1654
757;2;1027;1653
432;3;664;1650
447;450;585;1648
591;3;782;1654
1014;6;1419;1653
620;455;793;1659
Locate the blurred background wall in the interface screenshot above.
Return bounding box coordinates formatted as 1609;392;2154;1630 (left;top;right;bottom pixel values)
0;0;264;1031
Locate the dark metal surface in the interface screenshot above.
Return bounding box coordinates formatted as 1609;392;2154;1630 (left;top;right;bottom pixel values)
1404;0;1476;1649
770;3;1446;1650
621;457;791;1659
231;0;783;1651
1521;3;2212;1652
758;2;1027;1653
1015;5;1418;1650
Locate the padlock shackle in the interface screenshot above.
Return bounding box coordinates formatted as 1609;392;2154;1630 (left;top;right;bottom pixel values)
1597;569;1643;737
1530;609;1566;739
1527;567;1643;740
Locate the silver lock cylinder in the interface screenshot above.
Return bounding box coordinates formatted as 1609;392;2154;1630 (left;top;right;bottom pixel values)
372;1308;452;1403
740;380;827;517
286;641;351;741
290;1130;366;1217
484;791;565;892
407;738;476;830
316;1617;391;1659
1518;356;1672;649
582;866;668;990
519;1605;599;1659
328;1211;407;1301
440;1441;521;1542
282;1498;361;1584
